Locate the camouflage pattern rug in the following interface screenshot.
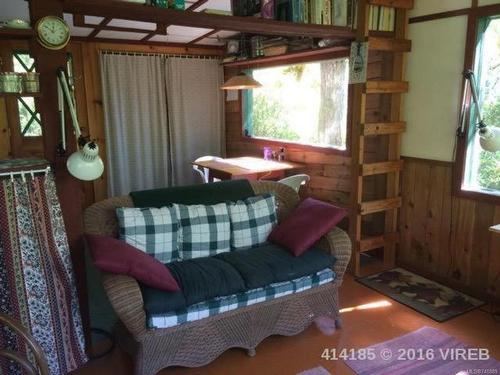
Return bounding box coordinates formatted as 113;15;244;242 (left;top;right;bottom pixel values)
357;268;484;322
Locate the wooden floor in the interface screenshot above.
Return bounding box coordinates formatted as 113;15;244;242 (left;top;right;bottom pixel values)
72;275;500;375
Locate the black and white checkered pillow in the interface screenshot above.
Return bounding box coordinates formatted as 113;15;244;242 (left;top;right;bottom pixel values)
227;194;277;250
174;203;231;259
116;206;180;263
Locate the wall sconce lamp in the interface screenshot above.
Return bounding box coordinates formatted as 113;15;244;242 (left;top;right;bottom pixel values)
460;70;500;152
57;68;104;181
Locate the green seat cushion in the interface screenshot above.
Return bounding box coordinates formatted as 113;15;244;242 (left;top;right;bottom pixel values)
141;256;246;314
130;179;255;208
214;244;335;289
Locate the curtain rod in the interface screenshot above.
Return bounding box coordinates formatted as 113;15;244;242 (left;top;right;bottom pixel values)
100;50;221;60
0;167;51;182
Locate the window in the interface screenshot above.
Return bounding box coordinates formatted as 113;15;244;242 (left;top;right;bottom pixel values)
462;17;500;196
12;52;42;137
243;58;349;150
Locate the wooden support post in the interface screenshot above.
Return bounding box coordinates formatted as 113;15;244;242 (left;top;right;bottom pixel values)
28;0;90;347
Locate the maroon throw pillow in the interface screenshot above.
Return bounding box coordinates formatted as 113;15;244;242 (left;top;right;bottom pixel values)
86;234;180;292
268;198;347;256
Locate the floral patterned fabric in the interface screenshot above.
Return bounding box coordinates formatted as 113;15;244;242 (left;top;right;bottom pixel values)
0;173;87;374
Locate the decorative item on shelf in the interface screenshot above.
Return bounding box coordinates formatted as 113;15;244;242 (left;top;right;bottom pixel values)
221;72;263;90
35;16;70;50
261;0;275;19
22;72;40;93
57;68;104;181
152;0;168;7
459;70;500;152
263;44;288;56
226;39;240;56
232;0;261;16
1;19;31;29
0;72;22;93
263;147;273;160
171;0;185;10
349;41;368;84
250;36;265;57
278;147;286;161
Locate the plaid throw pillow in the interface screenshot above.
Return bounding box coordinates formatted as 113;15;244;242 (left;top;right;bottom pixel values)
116;206;180;263
227;194;277;250
174;203;231;259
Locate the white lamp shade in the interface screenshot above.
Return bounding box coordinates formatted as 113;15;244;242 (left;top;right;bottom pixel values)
479;126;500;152
66;142;104;181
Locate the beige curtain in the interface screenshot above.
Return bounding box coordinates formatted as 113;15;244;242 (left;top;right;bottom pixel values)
101;53;171;196
166;57;225;186
101;54;225;193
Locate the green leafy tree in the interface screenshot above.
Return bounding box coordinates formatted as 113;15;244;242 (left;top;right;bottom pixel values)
252;95;300;141
477;102;500;190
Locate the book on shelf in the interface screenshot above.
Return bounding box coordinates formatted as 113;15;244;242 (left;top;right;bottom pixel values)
332;0;349;27
322;0;332;25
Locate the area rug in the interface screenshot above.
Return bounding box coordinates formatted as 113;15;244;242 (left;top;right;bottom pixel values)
357;268;484;322
345;327;500;375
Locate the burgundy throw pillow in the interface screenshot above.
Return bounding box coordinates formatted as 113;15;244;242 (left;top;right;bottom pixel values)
268;198;347;256
86;234;180;292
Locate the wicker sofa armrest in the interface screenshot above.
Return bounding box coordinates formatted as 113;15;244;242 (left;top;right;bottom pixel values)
102;273;147;340
316;227;352;283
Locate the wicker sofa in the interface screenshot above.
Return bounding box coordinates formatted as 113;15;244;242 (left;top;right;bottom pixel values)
83;180;351;375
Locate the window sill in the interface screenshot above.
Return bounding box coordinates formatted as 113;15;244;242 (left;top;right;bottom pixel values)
242;136;350;156
454;186;500;205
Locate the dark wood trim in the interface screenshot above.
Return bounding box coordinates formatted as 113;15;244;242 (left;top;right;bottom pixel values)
0;28;34;40
186;0;209;11
223;45;350;68
71;36;225;51
187;29;218;45
409;3;500;24
453;3;500;207
409;8;470;24
88;17;111;39
63;0;356;39
401;156;453;167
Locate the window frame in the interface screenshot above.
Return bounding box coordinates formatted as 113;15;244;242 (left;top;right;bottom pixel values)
453;5;500;205
236;50;352;156
0;40;43;157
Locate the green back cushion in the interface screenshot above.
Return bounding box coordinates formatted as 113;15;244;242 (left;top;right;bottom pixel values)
215;244;335;289
130;179;255;208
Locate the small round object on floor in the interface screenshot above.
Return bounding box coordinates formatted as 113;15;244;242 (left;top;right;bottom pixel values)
247;348;256;357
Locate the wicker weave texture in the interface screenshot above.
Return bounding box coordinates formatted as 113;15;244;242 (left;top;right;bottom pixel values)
83;181;351;375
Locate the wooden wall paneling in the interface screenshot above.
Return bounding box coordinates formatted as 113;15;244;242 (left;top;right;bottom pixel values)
80;42;108;203
0;99;9;159
399;157;500;300
487;207;500;297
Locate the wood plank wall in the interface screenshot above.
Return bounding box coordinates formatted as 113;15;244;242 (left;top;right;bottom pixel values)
399;157;500;300
225;51;390;234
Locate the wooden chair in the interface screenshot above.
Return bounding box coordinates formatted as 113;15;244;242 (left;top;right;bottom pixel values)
278;174;310;192
0;314;50;375
193;155;223;183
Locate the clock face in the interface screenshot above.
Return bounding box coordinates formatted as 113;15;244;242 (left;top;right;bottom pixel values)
36;16;70;50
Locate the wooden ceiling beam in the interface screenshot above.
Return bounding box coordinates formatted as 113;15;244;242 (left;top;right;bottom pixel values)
186;0;209;11
63;0;355;39
88;17;111;38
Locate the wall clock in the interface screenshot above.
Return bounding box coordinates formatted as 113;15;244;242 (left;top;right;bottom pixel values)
35;16;70;50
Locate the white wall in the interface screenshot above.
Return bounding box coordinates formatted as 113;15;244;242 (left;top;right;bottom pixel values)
401;0;500;161
0;0;30;23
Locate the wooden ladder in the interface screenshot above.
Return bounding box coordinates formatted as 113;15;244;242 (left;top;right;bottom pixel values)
348;0;413;277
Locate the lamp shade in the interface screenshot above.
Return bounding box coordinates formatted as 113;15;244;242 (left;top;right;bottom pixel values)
221;72;262;90
479;126;500;152
67;141;104;181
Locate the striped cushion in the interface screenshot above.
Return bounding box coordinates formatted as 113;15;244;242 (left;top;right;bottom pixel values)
174;203;231;259
227;194;277;249
147;268;335;329
116;206;180;263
